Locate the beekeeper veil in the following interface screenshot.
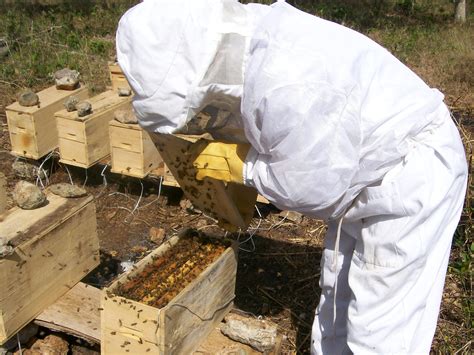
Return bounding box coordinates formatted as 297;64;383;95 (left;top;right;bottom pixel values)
116;0;267;137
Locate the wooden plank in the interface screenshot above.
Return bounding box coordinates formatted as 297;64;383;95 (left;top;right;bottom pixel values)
0;192;99;344
151;133;257;230
162;246;237;354
35;282;101;344
0;173;6;214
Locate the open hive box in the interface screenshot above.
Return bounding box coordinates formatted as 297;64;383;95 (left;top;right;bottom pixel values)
55;90;132;168
6;84;89;159
101;230;238;354
0;192;99;344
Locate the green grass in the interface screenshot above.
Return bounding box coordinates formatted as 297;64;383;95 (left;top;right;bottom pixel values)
0;0;472;352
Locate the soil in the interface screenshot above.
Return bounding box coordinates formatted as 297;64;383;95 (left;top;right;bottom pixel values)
114;231;231;308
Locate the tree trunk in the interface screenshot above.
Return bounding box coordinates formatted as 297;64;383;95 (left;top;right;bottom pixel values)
455;0;467;23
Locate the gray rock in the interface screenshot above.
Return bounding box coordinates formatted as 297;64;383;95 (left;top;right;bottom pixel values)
117;87;132;97
55;68;80;90
18;89;39;107
77;101;92;118
64;95;79;112
1;323;38;350
12;160;48;181
221;313;278;353
13;181;47;210
49;183;87;198
114;107;138;124
279;210;303;224
0;237;14;258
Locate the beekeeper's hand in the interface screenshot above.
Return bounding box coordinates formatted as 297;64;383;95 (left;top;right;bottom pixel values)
192;141;250;184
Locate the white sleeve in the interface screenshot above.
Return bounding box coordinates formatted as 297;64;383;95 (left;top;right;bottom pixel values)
242;82;361;220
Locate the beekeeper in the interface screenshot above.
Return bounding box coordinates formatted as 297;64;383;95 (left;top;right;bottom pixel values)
116;0;468;353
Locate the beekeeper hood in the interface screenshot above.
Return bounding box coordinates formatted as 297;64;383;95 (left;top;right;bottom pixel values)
116;0;268;134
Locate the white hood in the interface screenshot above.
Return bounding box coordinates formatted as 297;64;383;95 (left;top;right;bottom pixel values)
116;0;269;135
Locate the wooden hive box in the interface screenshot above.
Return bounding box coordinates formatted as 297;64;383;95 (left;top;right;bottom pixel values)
101;234;237;354
109;120;163;178
108;62;131;92
6;85;89;159
56;90;132;168
0;192;100;344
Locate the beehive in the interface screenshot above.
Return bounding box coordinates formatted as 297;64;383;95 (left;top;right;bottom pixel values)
109;120;163;178
101;233;237;354
6;85;89;159
0;192;99;344
55;90;132;168
108;62;131;92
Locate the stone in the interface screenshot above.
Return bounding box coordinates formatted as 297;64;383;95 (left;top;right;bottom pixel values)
179;199;201;214
279;210;303;224
149;226;166;244
64;95;79;112
12;160;48;181
24;334;69;355
49;183;87;198
0;237;14;257
13;181;47;210
0;38;9;59
114;107;138;124
18;89;39;107
117;87;132;97
1;323;38;350
54;68;80;90
76;101;92;118
220;313;278;353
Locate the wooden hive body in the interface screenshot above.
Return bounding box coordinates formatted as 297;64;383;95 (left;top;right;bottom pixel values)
109;120;163;178
0;192;100;344
56;90;132;168
108;62;131;92
6;85;89;159
101;235;237;354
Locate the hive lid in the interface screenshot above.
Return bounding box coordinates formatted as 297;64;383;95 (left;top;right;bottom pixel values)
6;84;88;114
54;90;132;121
1;192;93;247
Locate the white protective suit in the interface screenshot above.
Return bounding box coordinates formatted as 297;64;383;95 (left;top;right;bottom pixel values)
116;0;468;353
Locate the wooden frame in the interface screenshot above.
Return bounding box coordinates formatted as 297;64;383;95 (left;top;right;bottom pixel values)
56;90;132;168
150;133;257;230
109;120;163;178
0;192;99;344
101;235;237;354
6;85;89;159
